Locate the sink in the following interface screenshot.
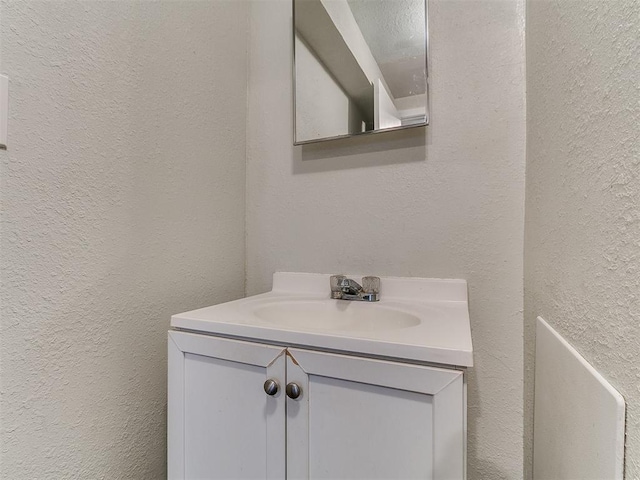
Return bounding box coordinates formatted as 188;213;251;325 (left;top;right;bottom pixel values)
171;272;473;366
251;299;421;332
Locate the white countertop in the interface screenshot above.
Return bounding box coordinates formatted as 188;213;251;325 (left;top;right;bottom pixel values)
171;272;473;367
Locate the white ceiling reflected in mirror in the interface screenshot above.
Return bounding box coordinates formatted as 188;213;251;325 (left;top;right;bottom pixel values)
293;0;428;145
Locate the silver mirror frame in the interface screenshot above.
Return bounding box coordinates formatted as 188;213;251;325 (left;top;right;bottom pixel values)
292;0;429;146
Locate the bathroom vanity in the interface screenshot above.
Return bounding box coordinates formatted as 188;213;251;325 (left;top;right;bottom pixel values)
168;273;473;479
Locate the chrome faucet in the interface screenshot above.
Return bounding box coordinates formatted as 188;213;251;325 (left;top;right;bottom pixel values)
330;275;380;302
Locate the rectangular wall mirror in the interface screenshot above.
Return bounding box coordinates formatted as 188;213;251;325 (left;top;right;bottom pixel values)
293;0;428;145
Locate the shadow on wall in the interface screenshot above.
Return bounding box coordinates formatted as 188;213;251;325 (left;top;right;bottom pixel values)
293;126;428;174
466;362;512;480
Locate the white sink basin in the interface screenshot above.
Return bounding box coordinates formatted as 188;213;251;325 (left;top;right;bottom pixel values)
171;272;473;367
252;299;421;332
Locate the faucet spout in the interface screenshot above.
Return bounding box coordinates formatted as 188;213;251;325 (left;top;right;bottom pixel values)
330;275;380;302
340;278;363;295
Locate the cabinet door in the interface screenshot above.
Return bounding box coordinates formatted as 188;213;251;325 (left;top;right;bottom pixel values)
286;349;465;480
168;331;286;480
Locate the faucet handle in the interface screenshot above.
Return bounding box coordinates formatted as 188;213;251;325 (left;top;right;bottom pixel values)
361;276;380;294
330;275;346;298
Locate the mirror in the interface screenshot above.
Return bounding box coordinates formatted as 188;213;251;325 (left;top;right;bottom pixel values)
293;0;428;145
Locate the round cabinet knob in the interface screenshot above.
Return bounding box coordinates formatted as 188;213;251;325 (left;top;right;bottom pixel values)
263;379;279;396
286;382;302;400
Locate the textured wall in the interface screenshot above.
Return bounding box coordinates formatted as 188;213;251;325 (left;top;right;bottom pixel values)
525;1;640;478
246;0;526;478
0;1;247;477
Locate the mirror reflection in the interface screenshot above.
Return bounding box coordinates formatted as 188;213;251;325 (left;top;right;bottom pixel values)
294;0;428;145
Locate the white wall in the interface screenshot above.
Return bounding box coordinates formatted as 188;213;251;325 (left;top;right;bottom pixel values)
295;34;359;141
525;0;640;478
0;1;247;477
247;0;526;478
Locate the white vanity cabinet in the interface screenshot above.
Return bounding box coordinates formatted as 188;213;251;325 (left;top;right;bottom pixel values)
168;332;287;479
168;330;466;480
